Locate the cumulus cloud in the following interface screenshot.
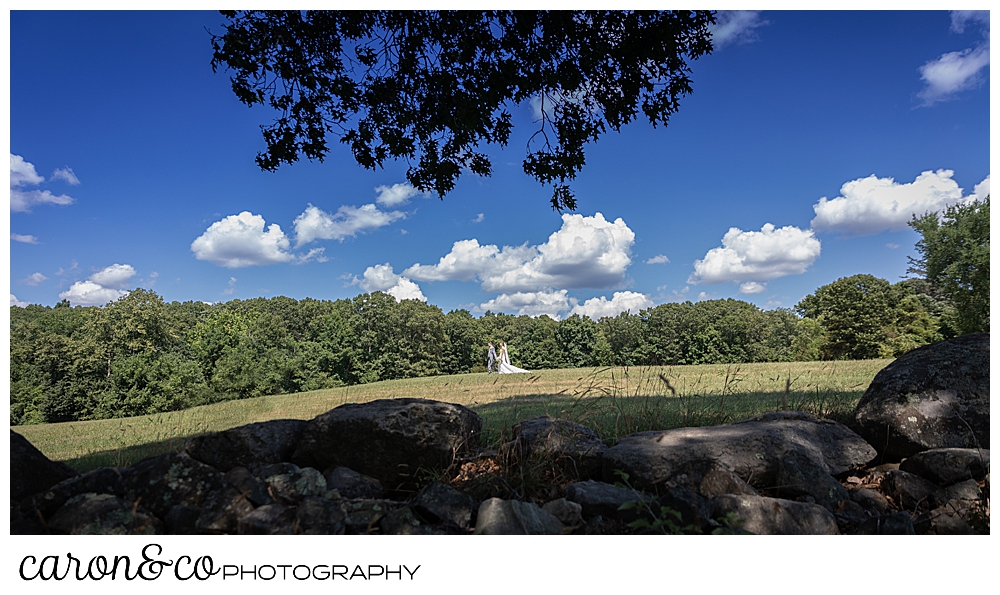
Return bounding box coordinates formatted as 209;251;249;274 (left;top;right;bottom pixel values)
689;224;821;286
480;290;571;319
19;272;48;286
11;233;38;244
10;294;29;308
810;170;981;236
356;263;426;302
645;254;670;265
51;167;81;185
917;11;989;106
710;11;768;48
374;183;423;207
293;204;405;247
405;212;634;293
58;263;138;306
738;281;767;294
191;212;295;268
971;175;990;202
10;154;76;213
569;291;654;320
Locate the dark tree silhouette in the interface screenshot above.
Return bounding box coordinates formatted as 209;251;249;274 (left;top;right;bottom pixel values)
210;10;715;210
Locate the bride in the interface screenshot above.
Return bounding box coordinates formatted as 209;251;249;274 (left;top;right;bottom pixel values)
497;341;530;374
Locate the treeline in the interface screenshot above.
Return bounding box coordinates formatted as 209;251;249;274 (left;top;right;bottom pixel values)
10;273;967;426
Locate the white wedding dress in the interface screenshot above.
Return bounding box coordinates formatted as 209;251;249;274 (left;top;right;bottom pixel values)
497;346;530;374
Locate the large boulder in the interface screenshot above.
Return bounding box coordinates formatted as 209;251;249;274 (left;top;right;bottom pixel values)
292;398;481;490
509;416;606;480
854;333;989;461
11;430;78;501
474;498;564;535
47;493;163;535
183;419;308;472
898;448;990;486
602;411;876;494
711;494;840;535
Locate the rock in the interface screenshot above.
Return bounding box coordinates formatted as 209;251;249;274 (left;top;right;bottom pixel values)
565;480;653;522
11;430;78;501
47;493;163;535
412;482;474;528
849;488;890;514
711;494;840;535
857;511;916;535
602;411;875;492
913;501;979;535
164;505;202;533
294;496;347;535
224;466;273;507
510;416;606;480
881;470;940;511
542;498;583;527
933;479;982;506
123;454;225;518
322;466;383;499
183;419;308;473
474;498;564;535
854;333;990;461
380;506;449;535
662;460;760;499
774;449;851;511
656;485;711;531
238;504;295;535
899;448;990;486
20;467;124;520
196;486;255;533
341;499;400;534
292;398;481;490
262;466;328;504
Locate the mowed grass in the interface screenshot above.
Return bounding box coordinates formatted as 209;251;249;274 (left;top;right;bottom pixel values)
14;359;891;473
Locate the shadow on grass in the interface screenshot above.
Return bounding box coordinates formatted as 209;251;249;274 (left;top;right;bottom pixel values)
63;436;192;473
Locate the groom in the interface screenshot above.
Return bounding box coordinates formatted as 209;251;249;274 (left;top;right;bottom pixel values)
486;342;497;374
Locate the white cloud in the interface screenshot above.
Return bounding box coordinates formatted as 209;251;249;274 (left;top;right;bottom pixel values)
293;203;405;246
11;233;38;244
886;243;900;249
645;254;670;265
738;281;767;294
57;263;139;306
918;12;989;106
696;292;711;301
10;294;29;308
971;175;990;202
296;247;329;264
89;263;136;289
473;213;485;223
223;277;237;295
569;291;654;320
710;11;767;48
357;263;426;302
19;272;48;286
950;10;989;35
51;167;81;185
405;212;635;293
810;170;980;236
374;183;422;207
480;290;571;319
191;212;295;268
690;223;821;286
10;154;44;187
10;154;75;213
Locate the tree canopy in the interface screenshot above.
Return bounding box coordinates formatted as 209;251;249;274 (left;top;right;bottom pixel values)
909;196;990;335
210;10;716;210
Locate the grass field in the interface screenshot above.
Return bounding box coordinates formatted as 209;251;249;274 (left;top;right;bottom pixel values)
14;359;891;473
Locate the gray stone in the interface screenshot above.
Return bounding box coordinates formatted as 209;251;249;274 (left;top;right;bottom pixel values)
913;501;979;535
412;481;474;528
11;430;78;502
263;466;328;504
882;469;940;511
196;486;255;533
164;505;202;533
292;398;481;490
849;487;890;514
854;333;989;461
510;416;606;480
322;466;383;499
857;511;916;535
542;498;583;527
565;480;653;521
224;466;273;507
711;494;840;535
774;449;851;511
899;448;990;486
380;506;449;535
237;504;295;535
20;466;124;520
657;485;712;531
933;479;982;506
340;499;400;534
474;498;564;535
294;496;346;535
122;453;229;520
183;419;308;472
602;411;875;492
47;493;163;535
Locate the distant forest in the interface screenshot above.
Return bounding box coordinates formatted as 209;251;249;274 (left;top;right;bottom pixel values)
10;274;961;425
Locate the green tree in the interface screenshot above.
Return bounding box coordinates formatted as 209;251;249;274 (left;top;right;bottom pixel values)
909;197;990;335
210;10;716;210
797;274;898;360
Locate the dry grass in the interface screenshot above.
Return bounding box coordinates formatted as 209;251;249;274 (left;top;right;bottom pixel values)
13;359;890;472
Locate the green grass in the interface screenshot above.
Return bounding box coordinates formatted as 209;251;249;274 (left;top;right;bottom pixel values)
13;359;891;473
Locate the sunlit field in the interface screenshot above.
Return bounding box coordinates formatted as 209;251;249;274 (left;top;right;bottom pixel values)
15;359;891;473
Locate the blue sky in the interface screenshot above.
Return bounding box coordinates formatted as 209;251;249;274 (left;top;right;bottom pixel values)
8;10;991;320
